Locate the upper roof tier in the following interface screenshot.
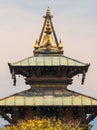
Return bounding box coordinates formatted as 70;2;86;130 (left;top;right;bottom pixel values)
8;7;90;86
9;56;89;67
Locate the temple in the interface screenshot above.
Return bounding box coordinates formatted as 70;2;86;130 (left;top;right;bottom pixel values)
0;7;97;129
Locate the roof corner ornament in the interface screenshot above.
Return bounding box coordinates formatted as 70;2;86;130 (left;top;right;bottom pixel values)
12;69;16;86
34;39;39;49
81;70;86;85
58;39;63;49
13;75;16;86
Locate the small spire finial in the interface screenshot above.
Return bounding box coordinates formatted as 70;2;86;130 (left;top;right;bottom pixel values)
58;39;63;49
46;6;51;16
34;39;39;49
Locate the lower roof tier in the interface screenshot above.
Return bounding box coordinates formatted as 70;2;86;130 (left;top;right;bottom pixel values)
0;88;97;106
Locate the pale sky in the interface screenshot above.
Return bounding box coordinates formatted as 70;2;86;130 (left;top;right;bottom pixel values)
0;0;97;128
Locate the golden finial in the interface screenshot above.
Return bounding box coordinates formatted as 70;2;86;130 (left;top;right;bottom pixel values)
34;39;39;49
45;20;52;34
43;7;53;18
46;6;51;16
58;39;63;49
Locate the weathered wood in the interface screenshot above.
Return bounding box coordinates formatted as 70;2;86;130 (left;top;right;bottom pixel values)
11;108;19;123
0;110;12;123
86;112;97;124
25;77;72;85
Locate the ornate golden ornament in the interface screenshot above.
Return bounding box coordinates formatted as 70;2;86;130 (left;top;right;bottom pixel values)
34;39;39;49
58;39;63;49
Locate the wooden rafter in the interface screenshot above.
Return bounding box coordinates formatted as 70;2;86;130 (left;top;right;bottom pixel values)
0;110;12;123
86;112;97;124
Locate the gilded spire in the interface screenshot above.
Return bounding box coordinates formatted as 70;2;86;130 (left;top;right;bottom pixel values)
34;7;64;55
45;20;52;34
46;6;51;16
43;6;53;18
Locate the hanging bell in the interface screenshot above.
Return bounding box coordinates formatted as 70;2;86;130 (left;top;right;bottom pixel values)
13;75;16;86
12;69;15;79
81;71;86;85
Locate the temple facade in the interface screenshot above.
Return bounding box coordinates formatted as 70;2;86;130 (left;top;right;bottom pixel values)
0;7;97;129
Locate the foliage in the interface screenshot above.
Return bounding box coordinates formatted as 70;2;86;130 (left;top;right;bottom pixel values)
4;118;92;130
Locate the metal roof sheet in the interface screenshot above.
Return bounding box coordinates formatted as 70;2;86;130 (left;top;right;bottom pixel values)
0;89;97;106
10;56;88;67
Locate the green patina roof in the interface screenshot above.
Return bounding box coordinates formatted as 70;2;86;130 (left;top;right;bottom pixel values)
9;56;89;67
0;89;97;106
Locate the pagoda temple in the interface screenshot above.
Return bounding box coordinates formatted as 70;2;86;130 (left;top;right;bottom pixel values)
0;7;97;129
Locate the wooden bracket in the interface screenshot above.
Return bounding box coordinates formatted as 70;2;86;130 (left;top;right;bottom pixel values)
86;112;97;124
0;110;12;123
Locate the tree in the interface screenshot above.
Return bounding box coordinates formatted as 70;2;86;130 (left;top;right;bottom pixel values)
5;118;92;130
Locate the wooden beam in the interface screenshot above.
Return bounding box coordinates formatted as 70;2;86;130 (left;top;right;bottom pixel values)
0;110;12;124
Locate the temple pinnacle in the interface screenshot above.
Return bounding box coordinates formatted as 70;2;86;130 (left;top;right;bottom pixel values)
45;20;52;34
46;6;51;16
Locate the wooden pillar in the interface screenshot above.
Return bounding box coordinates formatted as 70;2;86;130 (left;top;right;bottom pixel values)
11;108;19;123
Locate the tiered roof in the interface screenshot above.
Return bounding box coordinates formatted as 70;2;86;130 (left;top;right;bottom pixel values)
0;7;95;108
8;7;89;86
0;89;97;106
